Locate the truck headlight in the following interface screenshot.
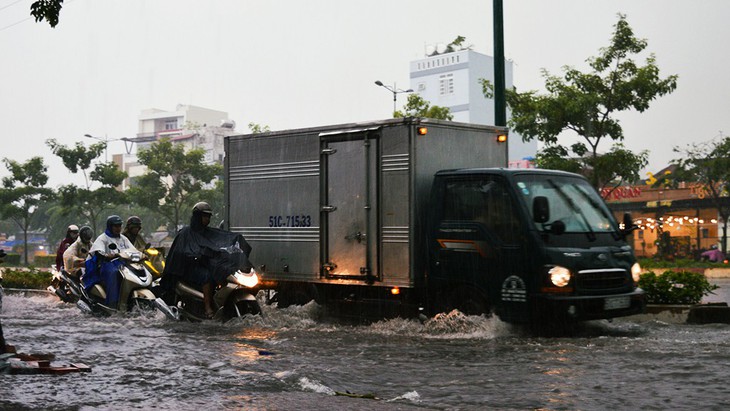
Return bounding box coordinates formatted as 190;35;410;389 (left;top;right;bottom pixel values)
631;262;642;283
549;266;571;287
230;269;259;288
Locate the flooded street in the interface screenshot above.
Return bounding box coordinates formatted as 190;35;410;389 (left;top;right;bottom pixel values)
2;284;730;410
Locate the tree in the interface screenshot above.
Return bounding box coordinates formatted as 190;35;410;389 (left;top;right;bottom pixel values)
394;94;453;120
536;143;649;198
47;139;128;234
484;14;677;189
248;122;271;134
129;138;222;234
672;137;730;254
0;157;54;264
30;0;63;27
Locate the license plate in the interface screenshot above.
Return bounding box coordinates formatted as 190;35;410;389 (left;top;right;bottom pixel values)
604;296;631;310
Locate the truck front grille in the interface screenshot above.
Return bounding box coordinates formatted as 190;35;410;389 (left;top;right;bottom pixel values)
575;268;631;293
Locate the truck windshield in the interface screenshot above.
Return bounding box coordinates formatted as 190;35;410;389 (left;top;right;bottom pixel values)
514;174;617;234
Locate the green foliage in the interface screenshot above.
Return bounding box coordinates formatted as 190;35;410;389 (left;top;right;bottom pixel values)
30;0;63;28
248;123;271;134
1;254;21;266
0;157;54;264
34;255;56;268
47;139;128;234
639;270;718;305
637;257;719;269
394;94;453;120
671;137;730;253
535;142;649;197
484;14;677;190
129;138;223;234
0;267;52;289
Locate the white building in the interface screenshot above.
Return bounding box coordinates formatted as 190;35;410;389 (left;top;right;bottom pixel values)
409;49;536;164
118;104;237;190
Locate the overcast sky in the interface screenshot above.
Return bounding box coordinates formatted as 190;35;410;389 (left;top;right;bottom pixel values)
1;0;728;187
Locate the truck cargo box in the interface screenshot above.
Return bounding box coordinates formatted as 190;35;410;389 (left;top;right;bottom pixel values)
225;118;507;290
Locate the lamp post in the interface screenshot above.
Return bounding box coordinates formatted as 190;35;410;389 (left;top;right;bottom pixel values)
84;134;133;162
374;80;413;115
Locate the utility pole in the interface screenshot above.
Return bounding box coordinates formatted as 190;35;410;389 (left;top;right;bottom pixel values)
493;0;506;127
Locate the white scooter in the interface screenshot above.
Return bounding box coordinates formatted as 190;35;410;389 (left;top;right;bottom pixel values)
78;244;176;319
169;268;261;322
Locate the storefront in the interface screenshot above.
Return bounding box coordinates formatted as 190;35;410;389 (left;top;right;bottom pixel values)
604;184;728;258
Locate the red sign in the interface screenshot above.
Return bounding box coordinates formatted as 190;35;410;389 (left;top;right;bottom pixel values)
602;186;642;200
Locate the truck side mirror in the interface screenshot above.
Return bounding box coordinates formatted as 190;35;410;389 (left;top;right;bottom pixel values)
621;213;637;237
533;196;550;223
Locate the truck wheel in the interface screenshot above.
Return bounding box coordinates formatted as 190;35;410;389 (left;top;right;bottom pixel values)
447;287;490;316
276;284;318;308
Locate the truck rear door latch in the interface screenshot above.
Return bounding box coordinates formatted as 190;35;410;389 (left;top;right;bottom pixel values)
321;205;337;212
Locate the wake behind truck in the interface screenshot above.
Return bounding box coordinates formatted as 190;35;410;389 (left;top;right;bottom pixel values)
224;118;645;323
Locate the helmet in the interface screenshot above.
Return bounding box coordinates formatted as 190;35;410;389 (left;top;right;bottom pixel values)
67;224;79;233
126;216;142;228
106;215;123;226
79;226;93;243
192;202;213;215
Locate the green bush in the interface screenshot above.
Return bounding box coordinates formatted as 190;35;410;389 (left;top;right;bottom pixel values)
637;257;719;269
1;253;21;265
0;267;52;290
639;270;719;305
34;255;57;268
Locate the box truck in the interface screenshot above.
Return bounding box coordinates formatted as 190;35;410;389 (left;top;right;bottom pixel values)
224;118;645;323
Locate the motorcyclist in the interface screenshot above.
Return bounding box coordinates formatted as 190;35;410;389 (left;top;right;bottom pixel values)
55;225;79;271
161;202;252;318
63;226;93;278
122;216;146;252
82;215;133;307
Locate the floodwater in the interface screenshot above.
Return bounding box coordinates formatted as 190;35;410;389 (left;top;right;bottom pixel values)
1;282;729;410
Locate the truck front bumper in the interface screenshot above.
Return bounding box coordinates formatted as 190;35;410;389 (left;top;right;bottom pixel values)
533;288;646;321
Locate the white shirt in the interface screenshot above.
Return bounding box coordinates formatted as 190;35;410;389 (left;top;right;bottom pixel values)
88;232;133;259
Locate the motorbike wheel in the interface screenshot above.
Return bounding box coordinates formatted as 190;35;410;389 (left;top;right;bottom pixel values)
224;298;261;319
129;298;157;315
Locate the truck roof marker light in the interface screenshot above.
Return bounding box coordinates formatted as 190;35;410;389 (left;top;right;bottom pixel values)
497;134;507;143
391;287;400;295
417;127;428;135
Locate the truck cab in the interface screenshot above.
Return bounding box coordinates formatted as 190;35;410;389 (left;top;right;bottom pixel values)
428;168;646;323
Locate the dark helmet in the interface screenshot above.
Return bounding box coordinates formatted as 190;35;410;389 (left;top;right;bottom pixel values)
126;216;142;228
192;202;213;215
106;215;123;227
79;226;93;243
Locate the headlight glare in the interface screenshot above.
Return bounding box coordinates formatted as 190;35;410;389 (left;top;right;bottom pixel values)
549;266;571;287
232;269;259;288
631;262;642;283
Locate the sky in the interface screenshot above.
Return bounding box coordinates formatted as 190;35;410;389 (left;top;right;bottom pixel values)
1;0;729;188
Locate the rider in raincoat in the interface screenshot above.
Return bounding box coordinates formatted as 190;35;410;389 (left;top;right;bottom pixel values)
83;216;133;306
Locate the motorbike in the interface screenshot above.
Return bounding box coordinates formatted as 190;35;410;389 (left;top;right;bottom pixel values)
167;268;261;322
142;245;165;280
164;245;262;322
77;244;176;319
48;266;85;304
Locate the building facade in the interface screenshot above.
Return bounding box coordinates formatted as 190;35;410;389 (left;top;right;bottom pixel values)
605;182;728;258
409;49;536;163
118;104;237;190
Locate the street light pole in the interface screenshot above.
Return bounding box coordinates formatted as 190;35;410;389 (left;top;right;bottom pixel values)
374;80;413;116
84;134;133;162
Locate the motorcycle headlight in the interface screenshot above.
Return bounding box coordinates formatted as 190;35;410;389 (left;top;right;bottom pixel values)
631;262;642;284
549;266;572;287
231;269;259;288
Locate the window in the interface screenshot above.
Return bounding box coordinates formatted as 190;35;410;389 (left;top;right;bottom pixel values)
165;119;178;130
439;73;454;95
417;82;426;92
443;178;521;244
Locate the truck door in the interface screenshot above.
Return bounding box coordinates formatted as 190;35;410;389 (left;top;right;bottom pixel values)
431;175;527;314
321;134;377;281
